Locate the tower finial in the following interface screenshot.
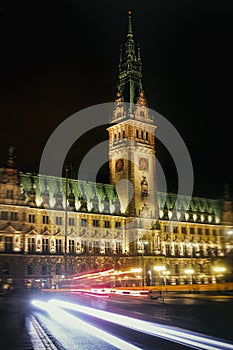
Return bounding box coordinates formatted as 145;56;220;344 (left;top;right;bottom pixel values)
113;7;144;112
127;9;133;38
128;0;132;12
6;145;16;169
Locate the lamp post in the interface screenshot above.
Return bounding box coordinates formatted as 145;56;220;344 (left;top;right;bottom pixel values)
141;247;145;287
139;236;148;287
64;165;69;278
163;270;170;286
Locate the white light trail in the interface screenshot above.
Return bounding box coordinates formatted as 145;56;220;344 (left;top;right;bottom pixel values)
47;299;233;350
31;300;142;350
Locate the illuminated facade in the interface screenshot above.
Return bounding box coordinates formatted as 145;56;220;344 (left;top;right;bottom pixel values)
0;11;233;289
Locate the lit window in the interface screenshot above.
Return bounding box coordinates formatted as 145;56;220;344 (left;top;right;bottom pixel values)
42;238;49;253
69;240;75;254
28;238;35;253
56;240;62;254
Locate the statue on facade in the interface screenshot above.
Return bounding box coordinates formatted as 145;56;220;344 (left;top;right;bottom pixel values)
115;91;123;103
141;176;148;198
137;91;147;106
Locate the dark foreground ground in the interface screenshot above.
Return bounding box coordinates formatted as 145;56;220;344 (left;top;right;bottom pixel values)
0;292;33;350
1;289;233;350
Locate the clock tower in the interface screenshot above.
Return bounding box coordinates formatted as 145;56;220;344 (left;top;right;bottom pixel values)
107;11;158;227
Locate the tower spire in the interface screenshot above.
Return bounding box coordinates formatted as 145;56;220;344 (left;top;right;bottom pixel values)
127;10;133;39
115;10;144;111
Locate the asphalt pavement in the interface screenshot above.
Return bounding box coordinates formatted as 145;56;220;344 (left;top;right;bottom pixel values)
0;291;33;350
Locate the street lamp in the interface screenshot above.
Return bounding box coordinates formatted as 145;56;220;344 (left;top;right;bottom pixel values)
213;267;226;283
163;270;170;286
138;236;148;287
184;268;194;284
64;165;69;278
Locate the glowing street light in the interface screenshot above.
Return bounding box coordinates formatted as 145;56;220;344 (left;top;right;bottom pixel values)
184;269;194;274
213;266;226;283
213;267;226;273
184;269;194;284
154;265;166;285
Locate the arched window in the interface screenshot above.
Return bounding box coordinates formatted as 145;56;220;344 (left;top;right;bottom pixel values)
42;264;48;275
2;262;10;275
27;264;33;275
55;263;61;275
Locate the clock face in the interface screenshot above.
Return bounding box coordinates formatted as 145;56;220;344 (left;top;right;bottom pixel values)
115;158;124;173
139;157;149;171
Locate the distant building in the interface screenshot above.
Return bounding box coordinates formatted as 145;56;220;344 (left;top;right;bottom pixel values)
0;11;233;289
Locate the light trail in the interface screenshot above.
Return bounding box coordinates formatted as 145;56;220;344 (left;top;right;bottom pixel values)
72;268;115;280
47;299;233;350
70;287;148;297
31;300;142;350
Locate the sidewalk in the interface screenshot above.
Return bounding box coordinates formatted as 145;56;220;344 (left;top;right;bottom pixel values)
0;293;34;350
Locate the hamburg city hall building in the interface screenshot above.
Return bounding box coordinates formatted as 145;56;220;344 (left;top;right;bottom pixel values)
0;11;233;291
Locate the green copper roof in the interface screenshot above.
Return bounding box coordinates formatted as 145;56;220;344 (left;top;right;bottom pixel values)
18;172;222;223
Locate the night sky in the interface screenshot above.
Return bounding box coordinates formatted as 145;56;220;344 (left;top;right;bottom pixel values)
0;0;232;199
